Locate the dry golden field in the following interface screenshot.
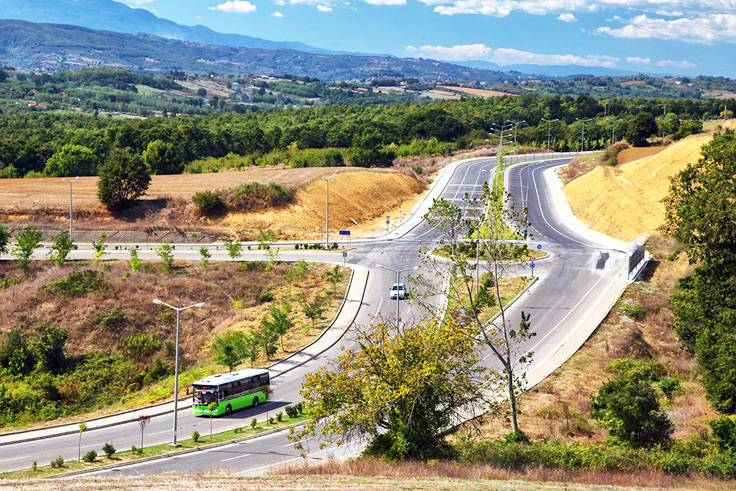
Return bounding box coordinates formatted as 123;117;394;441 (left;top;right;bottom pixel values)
0;168;427;240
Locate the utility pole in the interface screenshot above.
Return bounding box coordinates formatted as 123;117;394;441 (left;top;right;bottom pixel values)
541;118;558;159
61;176;79;241
320;175;334;248
576;118;592;154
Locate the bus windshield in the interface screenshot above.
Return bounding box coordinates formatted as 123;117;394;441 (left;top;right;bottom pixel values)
193;386;218;405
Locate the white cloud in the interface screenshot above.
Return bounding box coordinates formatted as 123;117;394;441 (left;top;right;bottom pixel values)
272;10;284;16
657;59;697;68
493;47;617;67
364;0;406;4
209;0;257;13
120;0;155;5
558;13;577;22
407;43;493;60
597;13;736;43
317;4;333;11
626;56;651;64
405;43;617;67
416;0;736;18
656;9;684;16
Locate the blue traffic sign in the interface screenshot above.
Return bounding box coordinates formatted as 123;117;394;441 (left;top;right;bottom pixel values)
530;263;536;268
339;230;351;236
537;244;542;250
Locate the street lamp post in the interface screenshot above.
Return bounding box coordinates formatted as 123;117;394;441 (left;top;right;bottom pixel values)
321;175;335;249
541;118;559;159
611;119;622;146
376;264;417;327
61;177;79;241
576;118;593;155
508;120;525;162
152;299;205;447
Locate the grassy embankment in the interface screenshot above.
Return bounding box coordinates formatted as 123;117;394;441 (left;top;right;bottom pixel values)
0;259;348;430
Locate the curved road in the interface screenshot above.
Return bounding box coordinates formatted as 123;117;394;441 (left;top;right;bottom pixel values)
0;154;631;476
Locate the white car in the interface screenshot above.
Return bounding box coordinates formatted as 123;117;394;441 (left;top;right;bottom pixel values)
389;283;408;300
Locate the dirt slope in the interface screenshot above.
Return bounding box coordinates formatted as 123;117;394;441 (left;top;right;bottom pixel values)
222;170;425;239
0;168;427;239
564;121;735;242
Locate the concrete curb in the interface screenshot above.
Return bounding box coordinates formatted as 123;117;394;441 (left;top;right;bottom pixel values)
0;266;368;447
50;420;306;479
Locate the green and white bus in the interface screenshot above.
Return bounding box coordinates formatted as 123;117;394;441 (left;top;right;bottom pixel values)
192;368;270;417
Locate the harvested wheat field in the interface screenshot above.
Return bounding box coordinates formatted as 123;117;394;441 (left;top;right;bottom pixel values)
221;170;426;240
439;86;515;98
564;121;736;242
0;168;427;239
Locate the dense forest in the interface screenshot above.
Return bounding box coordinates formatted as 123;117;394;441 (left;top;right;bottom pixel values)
0;88;732;178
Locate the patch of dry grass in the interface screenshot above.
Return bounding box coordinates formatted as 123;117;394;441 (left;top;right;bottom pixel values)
0;260;348;430
8;468;732;491
276;458;734;491
467;235;717;445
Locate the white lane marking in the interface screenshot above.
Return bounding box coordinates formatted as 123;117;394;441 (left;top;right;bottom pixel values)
235;446;337;475
221;453;251;462
0;455;30;463
149;430;171;436
529;165;588;248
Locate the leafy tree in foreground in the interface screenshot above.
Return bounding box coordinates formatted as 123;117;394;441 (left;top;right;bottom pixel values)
48;230;77;266
34;325;69;374
591;377;673;447
0;224;10;254
12;226;42;274
417;175;535;435
260;305;293;352
289;317;486;460
662;129;736;413
224;239;242;261
211;331;248;371
155;243;174;273
97;148;151;210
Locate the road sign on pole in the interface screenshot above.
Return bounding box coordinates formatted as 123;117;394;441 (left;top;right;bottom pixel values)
386;216;390;232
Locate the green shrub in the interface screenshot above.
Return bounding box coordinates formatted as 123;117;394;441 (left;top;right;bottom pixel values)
45;270;106;297
50;456;64;468
276;411;283;422
31;460;37;471
268;417;275;424
607;357;665;381
659;377;681;400
89;306;126;330
192;431;200;442
285;405;298;418
251;418;257;428
620;301;646;321
82;450;97;463
259;290;274;303
192;190;225;216
224;182;294;212
296;402;304;414
102;441;116;458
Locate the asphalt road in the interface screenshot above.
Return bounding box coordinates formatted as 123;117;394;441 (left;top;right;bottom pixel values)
0;153;628;476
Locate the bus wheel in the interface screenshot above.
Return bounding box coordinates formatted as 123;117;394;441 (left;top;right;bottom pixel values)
226;405;232;415
253;397;259;407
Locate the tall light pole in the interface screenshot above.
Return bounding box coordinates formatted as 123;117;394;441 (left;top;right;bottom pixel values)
321;175;334;249
61;176;79;241
507;120;525;162
152;299;205;447
377;264;417;327
576;118;592;155
610;118;622;146
541;118;558;159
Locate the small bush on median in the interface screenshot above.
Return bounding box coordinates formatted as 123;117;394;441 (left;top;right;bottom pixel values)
192;431;200;442
251;418;257;429
50;456;64;468
285;405;298;418
82;450;97;463
102;441;116;458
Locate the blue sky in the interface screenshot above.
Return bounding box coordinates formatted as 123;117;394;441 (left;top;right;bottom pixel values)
119;0;733;76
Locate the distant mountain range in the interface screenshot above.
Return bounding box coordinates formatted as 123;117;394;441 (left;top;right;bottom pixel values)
0;0;356;55
0;0;653;79
0;20;523;83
